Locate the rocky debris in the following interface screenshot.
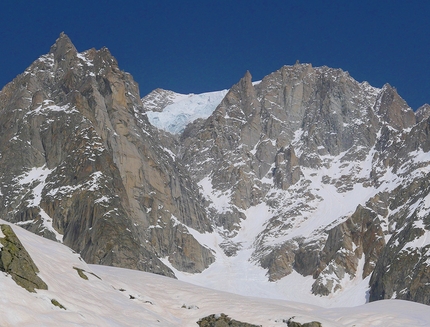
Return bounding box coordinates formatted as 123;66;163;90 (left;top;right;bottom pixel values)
72;266;101;280
0;224;48;292
197;313;261;327
73;267;89;280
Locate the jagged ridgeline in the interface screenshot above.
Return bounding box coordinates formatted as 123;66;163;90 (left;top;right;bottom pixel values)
1;33;430;305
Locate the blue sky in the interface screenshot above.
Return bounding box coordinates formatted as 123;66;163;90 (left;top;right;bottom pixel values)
1;1;429;109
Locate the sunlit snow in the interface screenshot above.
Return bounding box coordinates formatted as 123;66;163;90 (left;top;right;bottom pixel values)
146;89;228;134
1;220;429;326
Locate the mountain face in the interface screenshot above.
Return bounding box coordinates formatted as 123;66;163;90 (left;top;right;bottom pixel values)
1;33;430;306
0;33;214;277
176;65;430;305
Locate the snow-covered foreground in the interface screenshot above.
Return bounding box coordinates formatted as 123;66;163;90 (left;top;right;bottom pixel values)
1;220;430;326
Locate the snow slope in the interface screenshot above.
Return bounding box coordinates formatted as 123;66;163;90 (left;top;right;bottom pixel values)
145;89;228;134
160;202;372;308
1;220;430;327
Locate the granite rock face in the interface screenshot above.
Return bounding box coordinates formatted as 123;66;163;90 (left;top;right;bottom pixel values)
0;33;213;276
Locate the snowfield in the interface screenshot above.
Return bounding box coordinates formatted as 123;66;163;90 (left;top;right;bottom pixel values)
1;220;430;326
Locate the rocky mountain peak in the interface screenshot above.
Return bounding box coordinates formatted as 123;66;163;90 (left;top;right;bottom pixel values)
376;83;416;130
240;70;253;89
416;103;430;123
49;32;78;68
141;88;179;112
221;70;259;120
0;34;215;278
93;46;119;72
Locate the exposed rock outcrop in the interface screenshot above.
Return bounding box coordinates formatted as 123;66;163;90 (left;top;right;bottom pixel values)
197;313;261;327
273;145;302;190
0;224;48;292
287;320;322;327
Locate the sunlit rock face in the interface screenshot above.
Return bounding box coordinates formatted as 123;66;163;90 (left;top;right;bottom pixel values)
0;33;214;276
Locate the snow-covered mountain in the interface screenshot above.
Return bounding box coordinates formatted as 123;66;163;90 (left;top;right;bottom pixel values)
1;220;430;326
154;65;430;305
1;32;430;320
142;88;228;134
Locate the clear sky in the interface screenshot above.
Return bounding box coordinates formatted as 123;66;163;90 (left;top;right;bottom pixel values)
1;1;429;109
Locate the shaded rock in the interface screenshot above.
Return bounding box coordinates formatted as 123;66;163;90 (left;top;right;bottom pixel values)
312;205;385;295
367;174;430;304
273;145;302;190
260;242;296;281
293;242;321;277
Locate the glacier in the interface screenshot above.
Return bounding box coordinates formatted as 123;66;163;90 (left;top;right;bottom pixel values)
145;89;228;134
